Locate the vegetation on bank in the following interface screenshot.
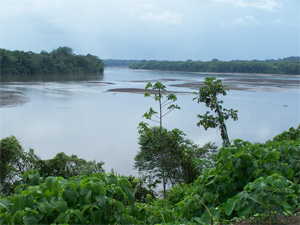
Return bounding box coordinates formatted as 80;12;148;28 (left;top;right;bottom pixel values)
102;59;141;67
0;126;299;224
129;57;300;75
0;78;299;224
0;47;104;76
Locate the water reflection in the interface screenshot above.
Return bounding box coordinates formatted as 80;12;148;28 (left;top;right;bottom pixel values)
1;73;104;82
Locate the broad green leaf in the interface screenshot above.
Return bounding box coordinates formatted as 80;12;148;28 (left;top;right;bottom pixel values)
22;172;29;182
23;215;38;225
119;179;131;188
199;210;211;225
287;168;294;179
96;195;107;209
107;175;118;185
62;189;77;207
96;184;106;196
19;196;34;211
28;172;40;185
115;201;125;213
263;162;273;170
44;176;57;194
0;199;12;212
54;212;70;224
80;189;92;205
238;206;251;217
264;150;279;162
71;209;83;223
11;210;25;225
204;192;215;203
91;210;102;224
55;200;67;213
233;158;241;169
24;208;38;215
225;198;236;216
123;186;134;204
280;201;292;210
39;202;54;215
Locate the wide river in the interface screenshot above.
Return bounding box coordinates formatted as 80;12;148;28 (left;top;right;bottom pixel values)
1;67;299;176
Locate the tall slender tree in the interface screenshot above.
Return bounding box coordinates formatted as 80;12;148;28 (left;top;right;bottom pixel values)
138;82;180;197
193;77;238;147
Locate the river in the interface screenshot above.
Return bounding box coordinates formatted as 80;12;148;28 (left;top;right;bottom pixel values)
0;67;299;175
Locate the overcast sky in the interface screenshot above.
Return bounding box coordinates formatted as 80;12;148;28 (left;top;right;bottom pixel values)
0;0;299;61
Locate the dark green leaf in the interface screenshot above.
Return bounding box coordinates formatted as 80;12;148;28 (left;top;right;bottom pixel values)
62;189;77;207
225;198;236;216
54;212;70;223
39;202;54;215
55;200;67;213
23;215;38;225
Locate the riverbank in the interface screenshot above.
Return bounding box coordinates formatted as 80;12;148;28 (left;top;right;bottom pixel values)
107;76;300;93
0;90;29;107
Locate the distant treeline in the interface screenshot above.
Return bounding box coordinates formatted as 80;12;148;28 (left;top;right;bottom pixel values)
129;57;300;75
0;47;104;76
102;59;141;67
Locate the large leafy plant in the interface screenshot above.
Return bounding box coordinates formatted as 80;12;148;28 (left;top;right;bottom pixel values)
0;172;140;224
172;125;300;223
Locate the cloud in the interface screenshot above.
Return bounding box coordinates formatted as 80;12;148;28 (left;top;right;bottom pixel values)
213;0;281;12
234;15;262;26
139;11;183;25
220;15;261;29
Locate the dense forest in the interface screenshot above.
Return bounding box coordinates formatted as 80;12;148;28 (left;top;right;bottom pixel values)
129;57;300;75
102;59;141;67
0;47;104;76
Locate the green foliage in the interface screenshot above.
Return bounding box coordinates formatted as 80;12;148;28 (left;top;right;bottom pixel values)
171;125;300;223
139;81;181;198
125;175;156;203
193;77;238;147
37;152;105;179
0;172;141;224
142;81;180;124
102;59;141;67
0;47;104;79
129;57;300;75
135;126;204;188
0;136;38;195
0;136;105;195
1;126;299;224
273;125;300;141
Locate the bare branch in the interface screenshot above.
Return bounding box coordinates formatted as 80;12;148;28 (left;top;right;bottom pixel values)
162;108;174;118
162;101;173;108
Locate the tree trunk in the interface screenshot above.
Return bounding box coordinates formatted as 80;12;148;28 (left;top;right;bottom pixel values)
158;88;166;198
216;101;230;147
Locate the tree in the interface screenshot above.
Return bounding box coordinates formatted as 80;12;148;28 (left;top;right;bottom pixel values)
134;126;203;192
37;152;105;179
138;82;180;197
0;136;38;195
193;77;238;147
0;136;105;195
0;47;105;78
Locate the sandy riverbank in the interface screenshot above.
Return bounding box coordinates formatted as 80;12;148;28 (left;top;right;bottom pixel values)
107;77;300;93
0;91;29;107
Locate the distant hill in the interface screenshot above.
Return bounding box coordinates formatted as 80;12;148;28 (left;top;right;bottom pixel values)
0;47;104;76
102;59;141;67
129;57;300;75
